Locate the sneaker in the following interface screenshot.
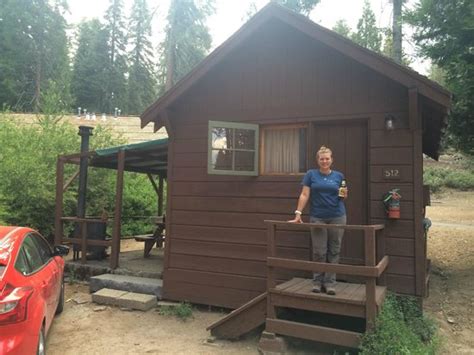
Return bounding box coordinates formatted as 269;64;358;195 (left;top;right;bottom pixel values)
326;286;336;295
312;283;322;293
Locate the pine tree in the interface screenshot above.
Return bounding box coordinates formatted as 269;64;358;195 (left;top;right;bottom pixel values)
352;0;382;52
271;0;320;16
159;0;214;92
71;19;109;113
392;0;403;64
104;0;129;114
0;0;70;112
127;0;157;114
332;19;351;38
406;0;474;155
242;1;258;21
427;65;446;87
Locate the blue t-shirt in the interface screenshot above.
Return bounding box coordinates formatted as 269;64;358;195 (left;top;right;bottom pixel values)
302;169;346;218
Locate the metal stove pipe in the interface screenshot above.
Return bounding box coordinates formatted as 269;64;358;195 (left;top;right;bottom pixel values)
77;126;94;218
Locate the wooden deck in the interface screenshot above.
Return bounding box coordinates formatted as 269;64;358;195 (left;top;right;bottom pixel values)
272;278;386;318
208;221;389;349
262;221;388;350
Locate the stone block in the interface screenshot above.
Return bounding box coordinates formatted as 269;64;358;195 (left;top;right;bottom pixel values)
92;288;127;305
258;332;288;354
89;273;163;299
117;292;157;311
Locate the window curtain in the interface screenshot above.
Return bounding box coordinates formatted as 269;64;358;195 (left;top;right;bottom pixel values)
264;128;300;173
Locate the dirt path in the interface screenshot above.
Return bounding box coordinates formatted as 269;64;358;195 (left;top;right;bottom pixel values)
424;191;474;354
46;190;473;354
47;283;259;354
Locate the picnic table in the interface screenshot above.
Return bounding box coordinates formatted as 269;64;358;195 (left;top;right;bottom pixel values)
134;218;165;257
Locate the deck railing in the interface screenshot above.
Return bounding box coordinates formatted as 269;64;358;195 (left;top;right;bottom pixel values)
264;220;388;329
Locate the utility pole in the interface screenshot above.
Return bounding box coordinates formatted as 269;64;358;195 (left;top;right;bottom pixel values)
392;0;403;64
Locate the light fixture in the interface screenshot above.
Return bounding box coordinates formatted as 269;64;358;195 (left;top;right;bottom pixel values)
385;114;395;131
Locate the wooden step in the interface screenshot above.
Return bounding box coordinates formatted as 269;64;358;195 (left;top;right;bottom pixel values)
207;292;267;339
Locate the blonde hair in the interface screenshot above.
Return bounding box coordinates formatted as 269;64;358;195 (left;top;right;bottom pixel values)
316;145;332;159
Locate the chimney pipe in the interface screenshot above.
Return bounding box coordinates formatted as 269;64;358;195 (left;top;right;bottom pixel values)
77;126;94;218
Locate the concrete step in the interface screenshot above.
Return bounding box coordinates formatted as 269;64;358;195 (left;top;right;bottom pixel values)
92;288;157;311
90;274;163;299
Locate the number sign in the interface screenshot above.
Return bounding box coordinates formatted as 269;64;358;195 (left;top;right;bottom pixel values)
383;168;401;180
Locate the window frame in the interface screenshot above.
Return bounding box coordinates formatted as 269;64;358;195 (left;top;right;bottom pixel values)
260;123;309;176
18;234;49;275
207;120;259;176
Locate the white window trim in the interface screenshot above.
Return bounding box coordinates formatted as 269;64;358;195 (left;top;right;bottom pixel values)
207;120;259;176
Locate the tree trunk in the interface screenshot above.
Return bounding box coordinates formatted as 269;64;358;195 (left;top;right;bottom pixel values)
392;0;402;64
165;32;175;91
165;0;177;91
33;35;43;113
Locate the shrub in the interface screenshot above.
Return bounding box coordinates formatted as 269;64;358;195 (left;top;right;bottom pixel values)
158;302;193;321
359;293;438;355
424;165;474;192
0;112;159;239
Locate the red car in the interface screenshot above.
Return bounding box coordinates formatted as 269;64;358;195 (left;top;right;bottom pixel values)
0;226;68;355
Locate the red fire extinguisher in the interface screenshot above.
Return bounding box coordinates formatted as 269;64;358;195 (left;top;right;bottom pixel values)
383;189;402;219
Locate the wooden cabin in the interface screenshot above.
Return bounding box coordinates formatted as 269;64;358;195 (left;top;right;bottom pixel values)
140;3;450;312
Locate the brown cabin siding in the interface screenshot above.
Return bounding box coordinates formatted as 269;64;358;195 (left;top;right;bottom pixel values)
163;21;421;307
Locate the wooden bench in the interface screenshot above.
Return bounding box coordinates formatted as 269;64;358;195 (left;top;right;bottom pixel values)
134;232;164;257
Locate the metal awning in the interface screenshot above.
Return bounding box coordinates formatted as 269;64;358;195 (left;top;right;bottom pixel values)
90;138;168;176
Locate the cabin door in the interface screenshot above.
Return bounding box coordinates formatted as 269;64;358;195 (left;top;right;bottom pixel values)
310;120;368;265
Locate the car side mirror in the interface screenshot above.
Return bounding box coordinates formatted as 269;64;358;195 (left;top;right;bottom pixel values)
53;245;70;257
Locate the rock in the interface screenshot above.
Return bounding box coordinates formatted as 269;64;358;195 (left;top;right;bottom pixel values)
93;306;107;312
72;294;91;304
202;339;220;347
447;317;456;324
157;301;180;307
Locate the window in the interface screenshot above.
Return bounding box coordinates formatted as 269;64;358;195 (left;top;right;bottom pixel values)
261;124;308;175
14;249;31;275
208;121;259;176
31;233;52;264
21;236;45;273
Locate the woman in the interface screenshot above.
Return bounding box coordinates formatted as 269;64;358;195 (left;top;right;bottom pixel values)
290;146;347;295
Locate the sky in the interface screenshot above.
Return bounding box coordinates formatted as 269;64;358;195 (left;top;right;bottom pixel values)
66;0;428;74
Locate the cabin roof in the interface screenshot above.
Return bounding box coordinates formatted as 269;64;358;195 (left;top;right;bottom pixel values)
141;2;451;160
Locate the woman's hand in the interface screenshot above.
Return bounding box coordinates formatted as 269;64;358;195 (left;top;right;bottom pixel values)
340;187;348;199
288;214;303;223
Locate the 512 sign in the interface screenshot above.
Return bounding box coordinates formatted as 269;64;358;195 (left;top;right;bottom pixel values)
383;168;401;180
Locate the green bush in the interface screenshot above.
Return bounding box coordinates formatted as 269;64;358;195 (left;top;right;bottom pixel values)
359;294;438;355
424;165;474;192
158;302;193;321
120;173;160;236
0;112;159;239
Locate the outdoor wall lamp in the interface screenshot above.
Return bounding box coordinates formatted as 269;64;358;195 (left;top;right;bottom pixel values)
385;114;395;131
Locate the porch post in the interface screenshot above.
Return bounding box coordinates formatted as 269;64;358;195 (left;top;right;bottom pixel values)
365;228;377;331
54;157;65;246
110;149;125;269
158;174;164;217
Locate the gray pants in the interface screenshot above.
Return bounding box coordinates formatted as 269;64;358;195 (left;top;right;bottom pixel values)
310;215;347;286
